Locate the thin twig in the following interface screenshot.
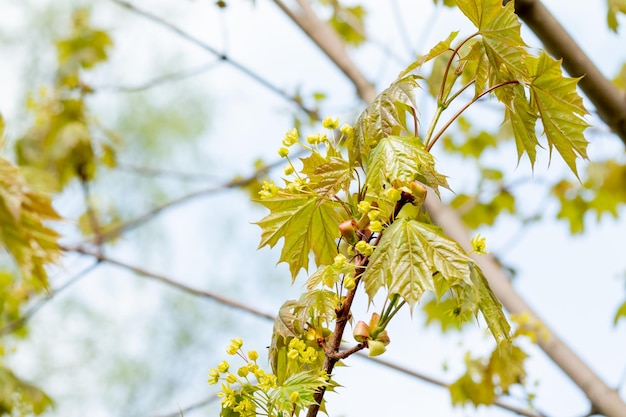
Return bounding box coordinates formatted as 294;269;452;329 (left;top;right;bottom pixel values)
0;261;101;336
110;0;318;118
150;395;219;417
115;162;220;182
355;353;548;417
63;245;276;321
94;155;291;243
96;61;222;93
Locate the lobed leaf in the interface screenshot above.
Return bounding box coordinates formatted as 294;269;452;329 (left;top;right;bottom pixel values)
362;219;471;308
527;53;589;177
366;135;448;196
256;195;348;280
457;0;527;78
351;75;420;165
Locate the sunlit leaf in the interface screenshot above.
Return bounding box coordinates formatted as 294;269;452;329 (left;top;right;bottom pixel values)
614;301;626;325
399;31;459;78
527;52;589;177
362;219;471;308
0;366;53;415
256;195;348;280
456;0;527;78
607;0;626;32
367;135;448;196
468;264;510;345
351;75;420;165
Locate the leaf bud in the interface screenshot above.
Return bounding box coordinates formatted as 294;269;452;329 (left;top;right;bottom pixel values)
375;329;390;346
367;339;387;357
368;312;380;329
353;320;371;342
409;181;428;205
339;219;359;245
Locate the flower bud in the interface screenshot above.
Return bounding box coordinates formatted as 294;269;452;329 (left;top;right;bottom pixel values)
369;312;380;329
343;275;356;290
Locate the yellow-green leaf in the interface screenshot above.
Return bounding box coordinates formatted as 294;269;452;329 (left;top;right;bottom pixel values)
607;0;626;32
468;264;511;346
367;135;448;196
527;52;590;177
502;84;541;167
399;31;459;78
614;301;626;325
362;219;471;308
456;0;527;78
351;75;420;165
256;195;348;280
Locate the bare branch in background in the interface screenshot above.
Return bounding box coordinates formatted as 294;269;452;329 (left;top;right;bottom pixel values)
110;0;319;119
96;61;222;93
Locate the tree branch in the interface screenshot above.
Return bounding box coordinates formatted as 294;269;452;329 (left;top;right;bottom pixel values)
93;155;290;243
506;0;626;145
271;0;377;103
111;0;318;119
63;245;276;321
273;2;626;416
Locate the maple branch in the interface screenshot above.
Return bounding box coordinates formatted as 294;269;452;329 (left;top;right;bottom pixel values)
110;0;318;119
96;61;222;93
93;155;289;243
63;245;275;321
357;354;547;417
271;0;377;103
115;162;220;182
272;2;626;416
506;0;626;145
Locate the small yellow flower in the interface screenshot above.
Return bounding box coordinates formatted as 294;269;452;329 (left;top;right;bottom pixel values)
247;350;259;361
322;116;339;130
282;128;299;147
471;234;489;255
217;360;230;373
278;147;289;157
369;220;383;233
367;209;380;221
237;366;249;377
258;181;279;199
208;368;220;385
306;133;321;145
225;373;237;384
355;241;374;256
283;164;294;176
357;200;371;214
333;253;347;267
343;275;356;290
287;349;299;360
226;338;243;355
290;391;301;403
340;123;354;137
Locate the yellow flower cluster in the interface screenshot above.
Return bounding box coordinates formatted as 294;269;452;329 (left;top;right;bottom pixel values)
208;339;278;416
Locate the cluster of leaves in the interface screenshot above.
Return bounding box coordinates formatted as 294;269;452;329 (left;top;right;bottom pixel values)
210;0;592;415
15;8;116;190
0;10;116;417
552;159;626;233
